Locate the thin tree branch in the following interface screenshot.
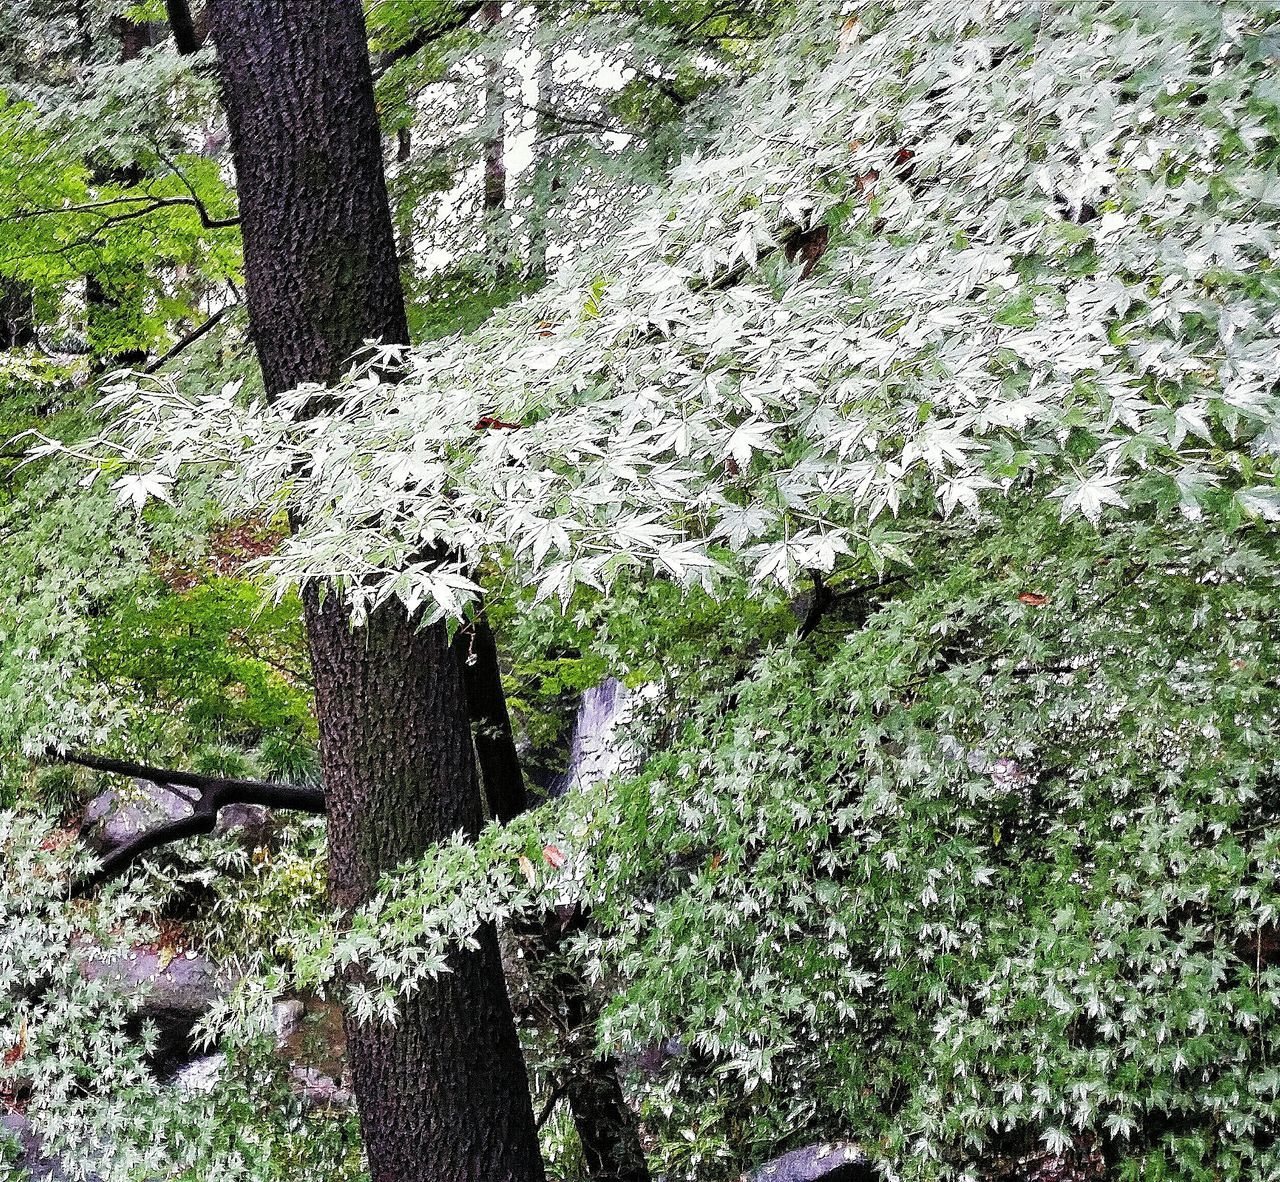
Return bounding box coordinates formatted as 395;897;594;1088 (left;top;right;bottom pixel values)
7;195;238;230
165;0;205;55
144;305;229;372
81;807;219;893
49;748;325;895
152;145;238;230
533;1078;571;1131
372;1;485;79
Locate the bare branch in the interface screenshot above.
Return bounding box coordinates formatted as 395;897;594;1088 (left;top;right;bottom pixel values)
49;748;324;894
7;194;238;230
144;305;229;372
372;1;485;79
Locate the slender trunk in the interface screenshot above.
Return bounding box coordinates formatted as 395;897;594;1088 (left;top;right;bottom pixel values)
164;0;205;55
525;37;560;282
459;626;650;1182
86;18;156;371
454;611;527;824
522;911;649;1182
481;0;509;276
394;126;415;274
204;3;545;1179
0;280;35;350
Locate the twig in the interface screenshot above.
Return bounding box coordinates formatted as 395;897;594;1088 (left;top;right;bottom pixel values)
144;306;229;372
533;1079;570;1131
373;1;485;79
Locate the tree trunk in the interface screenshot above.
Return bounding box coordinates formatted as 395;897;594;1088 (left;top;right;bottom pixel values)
394;126;415;274
458;618;651;1182
204;3;546;1180
453;611;527;824
0;279;35;350
480;0;509;276
85;17;156;372
524;36;560;282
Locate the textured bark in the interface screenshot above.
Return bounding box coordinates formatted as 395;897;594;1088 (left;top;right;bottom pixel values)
205;3;545;1180
305;589;546;1181
207;0;408;395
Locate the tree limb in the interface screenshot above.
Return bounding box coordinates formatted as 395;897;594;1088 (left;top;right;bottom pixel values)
7;195;238;230
165;0;206;55
532;1078;570;1131
797;570;834;639
144;306;229;372
49;748;324;895
372;1;485;79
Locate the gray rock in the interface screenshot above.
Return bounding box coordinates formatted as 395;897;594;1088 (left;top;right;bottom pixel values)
82;780;195;854
272;999;304;1045
82;779;271;857
79;948;225;1021
0;1113;101;1182
747;1142;871;1182
290;1066;352;1109
214;803;270;847
171;1053;227;1096
77;944;231;1078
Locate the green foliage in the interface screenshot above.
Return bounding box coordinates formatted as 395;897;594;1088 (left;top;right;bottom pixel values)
4;1;1280;1180
579;503;1280;1178
407;263;538;343
82;575;315;764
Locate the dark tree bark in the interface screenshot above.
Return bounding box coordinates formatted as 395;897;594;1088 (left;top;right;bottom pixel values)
203;3;546;1180
517;908;650;1182
480;0;508;272
453;611;527;824
457;620;650;1181
164;0;206;56
0;279;35;350
305;590;546;1181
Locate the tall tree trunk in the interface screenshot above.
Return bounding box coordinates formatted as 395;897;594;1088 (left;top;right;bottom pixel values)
394;126;415;275
480;0;509;276
0;279;35;350
458;622;651;1182
525;35;560;282
518;908;651;1182
454;611;527;824
85;17;157;371
203;3;546;1180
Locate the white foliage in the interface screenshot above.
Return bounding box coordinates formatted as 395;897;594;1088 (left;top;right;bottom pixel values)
53;0;1280;623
